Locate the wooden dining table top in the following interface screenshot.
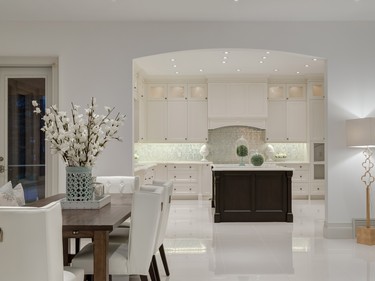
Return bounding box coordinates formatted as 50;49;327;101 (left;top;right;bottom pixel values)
29;193;133;231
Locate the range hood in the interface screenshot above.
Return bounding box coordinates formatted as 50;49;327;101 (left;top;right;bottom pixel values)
208;117;266;130
207;81;268;130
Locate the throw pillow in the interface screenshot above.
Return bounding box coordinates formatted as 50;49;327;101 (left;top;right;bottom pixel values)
0;181;12;193
0;190;18;206
13;183;25;206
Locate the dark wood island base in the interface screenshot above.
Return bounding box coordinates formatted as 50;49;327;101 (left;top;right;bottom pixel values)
212;167;293;223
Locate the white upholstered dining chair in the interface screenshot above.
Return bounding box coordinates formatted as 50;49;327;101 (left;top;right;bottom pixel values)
96;175;140;194
0;202;84;281
108;180;174;281
71;186;164;281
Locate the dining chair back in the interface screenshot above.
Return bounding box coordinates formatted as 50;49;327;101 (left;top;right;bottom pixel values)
72;186;164;280
96;175;140;194
0;202;84;281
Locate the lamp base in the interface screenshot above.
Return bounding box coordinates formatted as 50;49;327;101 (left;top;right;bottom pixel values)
356;226;375;245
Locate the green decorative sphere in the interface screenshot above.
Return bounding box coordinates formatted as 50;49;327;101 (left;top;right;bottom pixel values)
251;153;264;166
236;145;248;157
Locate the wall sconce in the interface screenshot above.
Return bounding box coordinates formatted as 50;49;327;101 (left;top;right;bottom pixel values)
346;117;375;245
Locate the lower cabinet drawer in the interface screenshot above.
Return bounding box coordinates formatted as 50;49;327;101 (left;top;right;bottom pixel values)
310;182;325;195
292;182;309;196
172;184;198;194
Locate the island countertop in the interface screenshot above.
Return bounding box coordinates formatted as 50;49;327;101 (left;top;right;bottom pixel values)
211;163;294;171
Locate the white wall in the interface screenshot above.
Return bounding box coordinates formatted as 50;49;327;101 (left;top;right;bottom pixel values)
1;21;375;237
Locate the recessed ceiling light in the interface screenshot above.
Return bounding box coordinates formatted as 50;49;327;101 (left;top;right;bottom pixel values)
175;71;179;74
234;0;239;2
223;56;228;60
224;51;229;54
236;69;241;72
171;58;175;62
199;69;203;72
305;64;310;67
173;64;177;68
296;71;301;74
266;51;270;54
262;56;267;59
259;61;264;64
312;58;318;61
274;69;279;72
222;61;227;64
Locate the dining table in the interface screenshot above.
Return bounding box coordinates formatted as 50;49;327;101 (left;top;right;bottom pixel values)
29;193;132;281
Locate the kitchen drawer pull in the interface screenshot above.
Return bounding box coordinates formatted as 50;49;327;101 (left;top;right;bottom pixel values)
72;230;79;235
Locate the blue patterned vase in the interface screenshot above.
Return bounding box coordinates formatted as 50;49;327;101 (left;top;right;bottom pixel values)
66;166;93;201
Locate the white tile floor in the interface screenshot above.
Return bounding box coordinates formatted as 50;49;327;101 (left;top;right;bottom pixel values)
120;199;375;281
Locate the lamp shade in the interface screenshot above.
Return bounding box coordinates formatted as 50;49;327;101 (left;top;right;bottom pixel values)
346;117;375;147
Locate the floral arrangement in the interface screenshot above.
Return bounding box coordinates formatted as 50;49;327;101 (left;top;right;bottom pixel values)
32;97;126;167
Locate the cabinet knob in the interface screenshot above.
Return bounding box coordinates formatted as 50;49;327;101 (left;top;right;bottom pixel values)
300;188;302;190
317;188;320;190
189;188;192;191
185;138;187;140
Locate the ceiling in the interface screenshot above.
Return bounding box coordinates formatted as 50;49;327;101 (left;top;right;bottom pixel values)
0;0;374;22
134;49;326;77
1;0;367;77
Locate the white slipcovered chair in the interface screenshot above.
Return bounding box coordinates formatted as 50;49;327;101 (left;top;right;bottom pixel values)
96;175;140;194
0;202;84;281
108;180;174;281
71;186;164;281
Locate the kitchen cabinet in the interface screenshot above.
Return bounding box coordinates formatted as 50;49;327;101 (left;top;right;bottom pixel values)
310;143;325;199
142;82;208;142
146;100;168;142
145;162;212;199
167;101;188;141
201;163;212;198
168;164;199;198
309;82;325;141
266;100;307;142
279;163;310;199
188;101;208;142
266;83;307;142
208;82;267;128
212;168;293;222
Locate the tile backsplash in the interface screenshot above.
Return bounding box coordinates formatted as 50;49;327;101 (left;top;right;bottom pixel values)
135;126;308;163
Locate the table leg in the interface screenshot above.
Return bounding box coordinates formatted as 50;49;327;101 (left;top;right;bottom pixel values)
93;231;109;281
63;237;69;266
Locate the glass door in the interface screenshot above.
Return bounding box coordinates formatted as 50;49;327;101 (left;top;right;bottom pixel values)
0;68;52;202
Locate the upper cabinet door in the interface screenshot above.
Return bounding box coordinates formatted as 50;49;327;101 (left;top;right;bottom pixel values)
168;84;187;100
147;84;167;100
188;84;207;100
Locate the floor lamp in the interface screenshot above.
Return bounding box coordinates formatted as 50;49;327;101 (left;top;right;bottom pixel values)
346;117;375;245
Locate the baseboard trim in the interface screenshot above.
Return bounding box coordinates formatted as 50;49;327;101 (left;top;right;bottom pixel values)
323;222;354;239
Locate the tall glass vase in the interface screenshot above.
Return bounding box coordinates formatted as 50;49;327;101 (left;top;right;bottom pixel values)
66;166;93;201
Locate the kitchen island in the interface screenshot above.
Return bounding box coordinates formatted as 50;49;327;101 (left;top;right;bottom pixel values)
212;164;293;223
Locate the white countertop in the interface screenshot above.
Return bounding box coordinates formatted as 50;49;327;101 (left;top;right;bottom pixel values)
211;163;294;171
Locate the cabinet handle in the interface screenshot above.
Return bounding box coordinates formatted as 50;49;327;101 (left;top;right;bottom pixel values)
164;165;167;168
174;166;176;169
300;188;302;190
189;188;192;191
185;138;187;140
317;188;320;190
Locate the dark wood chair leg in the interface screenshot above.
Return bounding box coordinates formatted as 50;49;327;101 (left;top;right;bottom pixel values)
75;238;81;254
152;255;161;281
159;244;170;276
148;260;156;281
140;275;149;281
